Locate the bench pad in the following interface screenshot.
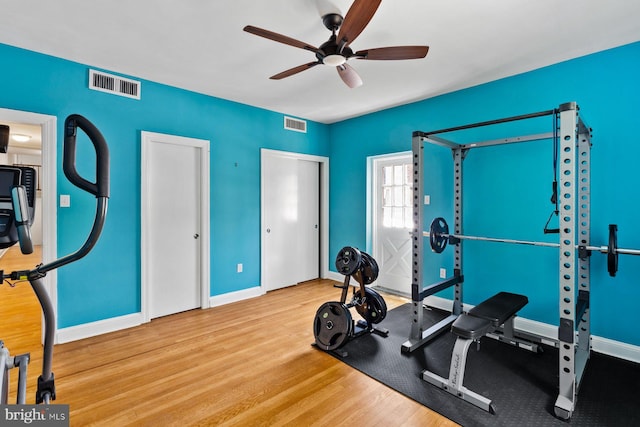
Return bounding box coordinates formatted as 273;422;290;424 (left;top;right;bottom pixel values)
468;291;528;327
451;314;492;340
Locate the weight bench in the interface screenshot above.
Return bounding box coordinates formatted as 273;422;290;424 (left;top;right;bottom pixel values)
423;291;539;413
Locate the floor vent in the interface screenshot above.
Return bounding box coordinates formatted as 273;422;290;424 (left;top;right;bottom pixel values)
89;69;141;100
284;116;307;133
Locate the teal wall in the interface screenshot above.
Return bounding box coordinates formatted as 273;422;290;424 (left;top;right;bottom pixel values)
329;41;640;346
2;40;639;347
0;43;330;328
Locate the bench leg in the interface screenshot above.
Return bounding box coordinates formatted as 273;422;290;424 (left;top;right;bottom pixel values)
422;337;495;413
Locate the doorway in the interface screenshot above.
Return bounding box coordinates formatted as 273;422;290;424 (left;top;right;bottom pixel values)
0;108;56;323
141;131;210;320
261;149;328;292
371;153;413;296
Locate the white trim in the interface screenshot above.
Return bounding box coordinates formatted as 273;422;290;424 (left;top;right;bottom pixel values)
140;131;211;323
369;152;412;251
209;286;264;307
592;336;640;364
56;313;144;344
0;108;57;341
260;149;330;290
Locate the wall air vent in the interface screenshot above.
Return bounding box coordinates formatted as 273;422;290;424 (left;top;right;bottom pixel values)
284;116;307;133
89;69;141;100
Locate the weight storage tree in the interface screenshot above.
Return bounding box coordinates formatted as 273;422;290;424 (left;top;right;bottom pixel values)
405;102;591;420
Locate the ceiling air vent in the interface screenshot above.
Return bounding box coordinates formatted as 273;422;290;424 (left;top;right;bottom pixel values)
89;69;141;100
284;116;307;133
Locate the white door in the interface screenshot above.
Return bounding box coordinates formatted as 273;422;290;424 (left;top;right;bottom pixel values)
297;160;320;282
142;132;209;319
373;155;413;295
262;152;320;291
263;154;298;291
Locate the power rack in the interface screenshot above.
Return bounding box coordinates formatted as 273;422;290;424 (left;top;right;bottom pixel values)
404;102;591;420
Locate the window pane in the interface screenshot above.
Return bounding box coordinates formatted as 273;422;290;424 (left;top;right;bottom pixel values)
404;186;412;207
393;186;403;207
394;165;403;185
392;207;403;228
383;187;393;207
383;207;392;227
383;166;392;186
404;163;413;185
404;207;413;228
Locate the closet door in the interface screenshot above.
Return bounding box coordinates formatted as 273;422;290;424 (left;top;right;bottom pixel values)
297;160;319;282
262;152;319;291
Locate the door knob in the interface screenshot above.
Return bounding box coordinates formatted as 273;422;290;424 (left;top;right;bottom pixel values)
194;233;199;239
266;228;271;233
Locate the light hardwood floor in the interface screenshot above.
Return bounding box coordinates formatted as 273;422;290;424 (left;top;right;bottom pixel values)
1;252;458;426
0;245;43;405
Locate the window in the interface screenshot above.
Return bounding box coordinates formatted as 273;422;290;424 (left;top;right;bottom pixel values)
381;163;413;228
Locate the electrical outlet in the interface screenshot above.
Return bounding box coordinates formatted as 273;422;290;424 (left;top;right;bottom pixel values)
237;263;243;273
424;195;430;205
439;268;446;279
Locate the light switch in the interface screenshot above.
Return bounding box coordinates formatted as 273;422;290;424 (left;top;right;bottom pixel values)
60;194;71;207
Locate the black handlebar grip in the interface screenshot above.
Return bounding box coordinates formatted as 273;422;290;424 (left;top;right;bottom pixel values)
63;114;110;198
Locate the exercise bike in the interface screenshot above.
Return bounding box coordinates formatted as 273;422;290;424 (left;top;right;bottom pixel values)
313;246;388;355
0;114;109;405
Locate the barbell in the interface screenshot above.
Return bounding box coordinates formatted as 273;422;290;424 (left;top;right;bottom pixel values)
426;217;640;277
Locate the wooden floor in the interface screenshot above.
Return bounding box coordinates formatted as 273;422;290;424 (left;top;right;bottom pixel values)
0;245;43;404
1;257;458;426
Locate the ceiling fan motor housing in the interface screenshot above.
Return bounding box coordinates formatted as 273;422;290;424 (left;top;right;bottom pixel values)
322;13;343;31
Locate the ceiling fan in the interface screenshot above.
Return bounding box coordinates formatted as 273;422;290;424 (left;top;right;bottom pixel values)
243;0;429;88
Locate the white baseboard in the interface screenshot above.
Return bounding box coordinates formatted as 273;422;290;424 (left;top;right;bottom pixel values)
55;287;265;343
56;312;144;344
54;282;640;364
422;295;640;363
325;271;344;282
591;336;640;364
209;286;264;307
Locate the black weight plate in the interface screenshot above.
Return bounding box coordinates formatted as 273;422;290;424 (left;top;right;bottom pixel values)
359;251;379;285
430;217;449;253
313;301;353;351
355;287;387;324
608;224;618;277
335;246;362;276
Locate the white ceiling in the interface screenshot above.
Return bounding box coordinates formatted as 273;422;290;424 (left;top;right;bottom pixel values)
2;121;42;151
1;0;639;124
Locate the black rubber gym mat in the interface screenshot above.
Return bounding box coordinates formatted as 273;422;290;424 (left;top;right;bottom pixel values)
326;303;640;426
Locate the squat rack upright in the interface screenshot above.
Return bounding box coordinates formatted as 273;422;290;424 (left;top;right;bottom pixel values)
404;102;591;420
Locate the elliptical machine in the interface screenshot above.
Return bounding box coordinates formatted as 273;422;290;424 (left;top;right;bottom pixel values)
313;246;388;355
0;114;109;404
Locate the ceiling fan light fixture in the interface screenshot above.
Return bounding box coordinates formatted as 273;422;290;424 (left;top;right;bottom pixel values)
323;54;346;66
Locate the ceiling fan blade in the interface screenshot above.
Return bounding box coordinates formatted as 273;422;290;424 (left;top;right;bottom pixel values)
244;25;319;53
355;46;429;60
270;62;321;80
337;0;382;49
337;64;363;88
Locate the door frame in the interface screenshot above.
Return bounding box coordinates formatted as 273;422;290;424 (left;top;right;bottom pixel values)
367;151;412;275
260;149;329;291
141;131;210;322
0;107;56;337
